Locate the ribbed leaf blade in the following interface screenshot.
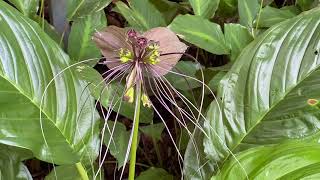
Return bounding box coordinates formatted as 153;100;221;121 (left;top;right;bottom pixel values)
68;11;107;64
204;7;320;171
67;0;112;20
0;144;33;180
169;14;229;55
0;1;99;164
213;143;320;179
188;0;220;18
7;0;39;16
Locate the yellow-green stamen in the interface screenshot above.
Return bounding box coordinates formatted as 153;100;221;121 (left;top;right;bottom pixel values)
119;48;133;63
124;87;135;103
145;44;160;65
141;92;152;108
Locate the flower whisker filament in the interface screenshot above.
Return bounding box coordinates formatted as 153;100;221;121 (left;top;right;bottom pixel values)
93;26;228;180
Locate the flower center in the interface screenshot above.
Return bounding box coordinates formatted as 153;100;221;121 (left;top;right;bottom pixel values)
118;29;161;65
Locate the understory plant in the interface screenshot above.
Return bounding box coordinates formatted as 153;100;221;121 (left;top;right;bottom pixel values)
0;0;319;180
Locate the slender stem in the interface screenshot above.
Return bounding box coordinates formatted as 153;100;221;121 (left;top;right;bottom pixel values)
129;82;142;180
75;162;89;180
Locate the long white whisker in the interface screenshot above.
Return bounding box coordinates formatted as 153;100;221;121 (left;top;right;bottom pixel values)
153;59;248;179
94;66;132;179
39;57;106;180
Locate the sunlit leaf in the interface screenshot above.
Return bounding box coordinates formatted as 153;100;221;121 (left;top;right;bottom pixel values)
0;1;100;164
169;14;229;55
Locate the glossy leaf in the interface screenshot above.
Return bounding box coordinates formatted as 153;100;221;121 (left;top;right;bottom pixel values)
238;0;260;28
213;143;320;179
103;121;133;168
7;0;39;16
67;0;112;20
0;144;33;180
257;6;300;28
115;0;167;31
68;11;106;65
0;1;100;164
140;123;165;141
224;23;253;61
136;167;174;180
203;7;320;172
207;71;227;91
169;14;229;55
183;125;215;180
75;65;154;123
188;0;220;18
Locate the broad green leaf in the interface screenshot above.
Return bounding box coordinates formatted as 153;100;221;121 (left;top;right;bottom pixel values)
213;143;320;179
75;65;154;124
67;0;112;20
140;123;165;141
45;165;82;180
169;14;229;55
104;121;133;168
188;0;220;18
68;11;106;65
257;6;301;28
224;23;253;61
115;0;167;31
238;0;260;28
149;0;179;24
136;167;174;180
0;1;100;164
183;125;215;180
297;0;319;11
32;16;62;46
207;71;227;91
7;0;39;16
203;7;320;172
45;163;103;180
165;61;202;91
0;144;33;180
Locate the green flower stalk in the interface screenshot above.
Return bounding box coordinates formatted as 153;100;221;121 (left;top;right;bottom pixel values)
90;25;237;180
